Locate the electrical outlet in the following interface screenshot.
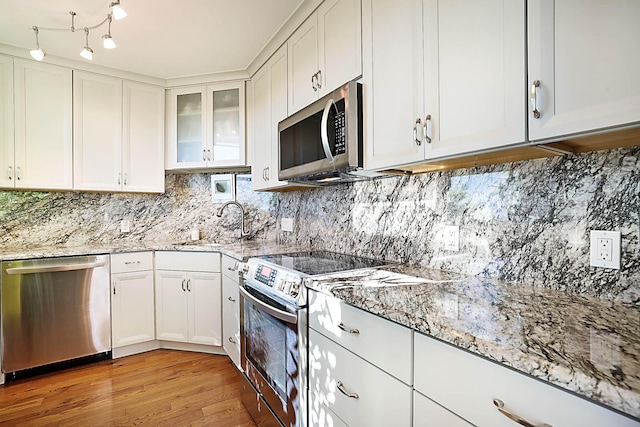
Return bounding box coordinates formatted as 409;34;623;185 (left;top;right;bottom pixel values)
281;218;294;233
120;219;130;233
443;225;460;251
589;230;620;269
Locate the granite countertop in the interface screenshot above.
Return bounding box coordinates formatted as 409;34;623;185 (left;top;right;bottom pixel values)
0;240;307;263
304;264;640;420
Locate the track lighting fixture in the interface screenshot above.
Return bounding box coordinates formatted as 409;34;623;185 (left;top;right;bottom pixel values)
29;26;46;61
29;1;126;62
110;1;127;20
80;28;94;60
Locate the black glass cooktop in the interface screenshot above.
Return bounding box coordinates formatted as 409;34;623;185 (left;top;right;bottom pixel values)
258;251;387;276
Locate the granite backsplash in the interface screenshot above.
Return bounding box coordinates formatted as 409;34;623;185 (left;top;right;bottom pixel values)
0;147;638;304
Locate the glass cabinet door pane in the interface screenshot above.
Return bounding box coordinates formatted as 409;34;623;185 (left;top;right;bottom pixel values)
176;92;203;163
212;88;240;161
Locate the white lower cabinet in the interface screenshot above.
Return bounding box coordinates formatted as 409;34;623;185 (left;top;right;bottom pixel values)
110;252;155;348
221;255;241;368
309;329;411;427
155;252;222;346
413;332;639;427
413;391;472;427
308;290;412;427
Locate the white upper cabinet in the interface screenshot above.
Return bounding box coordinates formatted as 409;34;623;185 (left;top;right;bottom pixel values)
528;0;640;142
74;72;165;193
362;0;424;170
13;59;72;190
288;0;362;113
122;81;165;193
423;0;526;159
251;45;296;191
73;72;123;192
0;55;13;189
166;81;246;170
363;0;526;171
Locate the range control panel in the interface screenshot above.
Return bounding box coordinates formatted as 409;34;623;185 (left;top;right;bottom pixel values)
255;264;277;287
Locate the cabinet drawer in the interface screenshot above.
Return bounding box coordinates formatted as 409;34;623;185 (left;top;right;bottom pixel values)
111;252;153;273
222;307;240;368
155;251;220;272
221;255;240;280
309;329;411;427
309;289;412;384
414;332;638;427
413;390;472;427
222;276;240;317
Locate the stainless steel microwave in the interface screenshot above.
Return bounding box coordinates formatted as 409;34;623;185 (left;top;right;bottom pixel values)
278;81;380;185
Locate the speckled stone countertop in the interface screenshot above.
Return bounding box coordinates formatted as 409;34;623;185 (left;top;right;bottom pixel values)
0;240;307;263
305;265;640;420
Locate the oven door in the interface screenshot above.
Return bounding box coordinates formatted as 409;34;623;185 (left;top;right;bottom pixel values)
240;284;300;427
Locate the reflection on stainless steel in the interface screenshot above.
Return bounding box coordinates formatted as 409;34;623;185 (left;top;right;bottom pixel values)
1;255;111;374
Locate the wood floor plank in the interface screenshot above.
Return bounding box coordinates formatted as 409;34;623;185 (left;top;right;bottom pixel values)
0;349;257;427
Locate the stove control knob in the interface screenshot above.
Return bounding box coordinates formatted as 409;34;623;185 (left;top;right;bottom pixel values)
288;281;301;297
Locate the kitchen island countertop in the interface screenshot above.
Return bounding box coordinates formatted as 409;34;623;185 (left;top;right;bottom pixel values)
305;264;640;420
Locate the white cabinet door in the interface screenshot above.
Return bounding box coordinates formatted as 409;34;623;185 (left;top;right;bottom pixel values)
166;86;207;169
251;45;292;191
0;55;13;189
288;16;319;114
111;270;155;348
14;59;72;190
528;0;640;141
187;272;222;346
362;0;425;170
123;81;165;193
73;71;122;191
317;0;362;98
155;270;189;342
309;329;412;427
206;81;246;167
424;0;526;159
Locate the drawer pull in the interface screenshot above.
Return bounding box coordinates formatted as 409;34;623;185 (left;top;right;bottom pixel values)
228;296;236;302
124;261;141;265
493;399;551;427
337;381;359;399
228;337;236;344
337;322;360;335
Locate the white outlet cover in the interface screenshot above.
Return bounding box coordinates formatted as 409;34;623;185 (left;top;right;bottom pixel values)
120;219;130;233
589;230;620;269
443;225;460;251
281;218;294;232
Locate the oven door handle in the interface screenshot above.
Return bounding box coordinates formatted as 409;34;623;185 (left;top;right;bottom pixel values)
239;286;298;325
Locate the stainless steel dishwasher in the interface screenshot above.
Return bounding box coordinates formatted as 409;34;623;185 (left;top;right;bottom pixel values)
1;255;111;374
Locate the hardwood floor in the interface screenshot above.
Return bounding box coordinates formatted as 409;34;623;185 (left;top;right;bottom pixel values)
0;350;258;426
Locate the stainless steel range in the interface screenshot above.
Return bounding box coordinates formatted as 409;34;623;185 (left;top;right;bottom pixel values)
238;251;387;427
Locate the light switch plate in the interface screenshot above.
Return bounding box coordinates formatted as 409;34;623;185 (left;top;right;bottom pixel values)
590;230;620;269
281;218;294;232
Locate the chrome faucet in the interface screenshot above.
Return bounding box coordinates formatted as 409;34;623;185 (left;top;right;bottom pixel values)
216;201;252;239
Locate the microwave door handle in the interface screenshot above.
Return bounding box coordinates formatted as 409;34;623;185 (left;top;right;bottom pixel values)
320;98;336;164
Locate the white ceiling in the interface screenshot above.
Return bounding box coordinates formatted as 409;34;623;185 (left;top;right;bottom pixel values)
0;0;304;79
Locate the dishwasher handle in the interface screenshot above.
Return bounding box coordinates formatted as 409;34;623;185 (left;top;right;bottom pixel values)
6;261;107;275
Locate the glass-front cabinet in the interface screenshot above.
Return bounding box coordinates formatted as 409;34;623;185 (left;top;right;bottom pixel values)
166;81;246;170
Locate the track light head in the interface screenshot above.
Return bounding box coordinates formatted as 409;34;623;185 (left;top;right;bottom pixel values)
29;26;46;61
80;28;93;60
110;1;127;20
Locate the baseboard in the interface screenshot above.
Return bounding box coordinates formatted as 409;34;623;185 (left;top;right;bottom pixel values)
158;341;226;355
112;341;161;359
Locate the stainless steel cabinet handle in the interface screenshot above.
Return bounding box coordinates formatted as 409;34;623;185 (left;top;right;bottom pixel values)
207;149;212;161
124;261;141;265
337;322;359;335
493;399;551;427
181;279;186;292
123;173;128;186
264;167;269;181
16;166;21;180
113;283;116;295
413;118;423;146
311;73;317;91
228;337;236;344
530;80;541;119
423;114;432;144
316;70;322;89
117;172;121;185
336;381;359;399
227;266;236;272
202;149;207;161
228;296;236;302
186;279;191;292
7;166;12;180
